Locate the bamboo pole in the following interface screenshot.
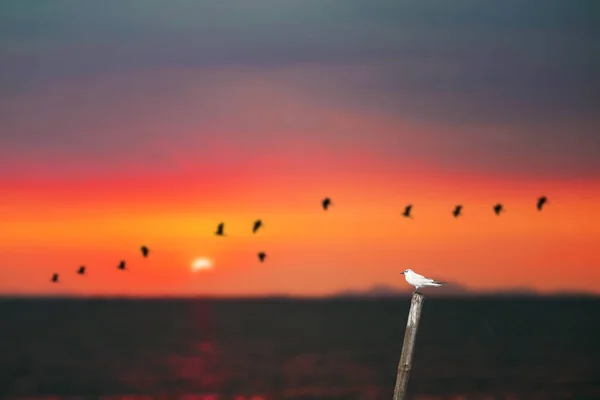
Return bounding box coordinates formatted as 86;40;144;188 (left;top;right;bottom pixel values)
393;291;425;400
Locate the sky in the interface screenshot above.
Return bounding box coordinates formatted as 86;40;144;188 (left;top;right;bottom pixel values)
1;0;599;296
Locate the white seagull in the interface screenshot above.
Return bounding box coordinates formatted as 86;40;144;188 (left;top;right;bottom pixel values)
401;269;446;293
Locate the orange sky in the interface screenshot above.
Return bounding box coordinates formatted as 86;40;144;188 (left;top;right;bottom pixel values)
2;169;599;296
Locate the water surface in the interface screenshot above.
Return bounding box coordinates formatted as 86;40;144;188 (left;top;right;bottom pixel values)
0;297;598;399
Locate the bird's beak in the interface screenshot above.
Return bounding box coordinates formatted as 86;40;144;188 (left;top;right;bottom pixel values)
401;271;405;274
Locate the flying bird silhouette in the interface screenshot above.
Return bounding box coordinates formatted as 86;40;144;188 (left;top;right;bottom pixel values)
77;266;86;275
258;252;266;262
253;219;262;233
452;205;463;218
51;273;59;283
322;197;332;211
493;203;504;215
140;245;149;257
537;196;548;211
215;223;225;236
402;205;413;218
117;260;126;270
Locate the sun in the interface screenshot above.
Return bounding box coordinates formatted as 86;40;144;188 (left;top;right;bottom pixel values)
191;257;213;272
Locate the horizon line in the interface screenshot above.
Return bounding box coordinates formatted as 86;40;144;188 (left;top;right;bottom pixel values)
0;292;598;300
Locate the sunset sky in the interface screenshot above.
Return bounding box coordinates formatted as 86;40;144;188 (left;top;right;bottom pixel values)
1;1;599;296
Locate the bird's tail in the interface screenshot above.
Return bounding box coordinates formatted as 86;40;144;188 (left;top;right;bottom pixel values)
433;281;446;286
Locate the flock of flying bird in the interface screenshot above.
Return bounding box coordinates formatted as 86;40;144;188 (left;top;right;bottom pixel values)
51;246;150;283
50;195;549;284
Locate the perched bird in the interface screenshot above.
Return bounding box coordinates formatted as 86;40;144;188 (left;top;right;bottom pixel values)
258;252;266;262
537;196;548;211
140;245;149;257
322;197;332;211
452;205;463;218
493;203;504;215
215;223;225;236
401;269;446;293
402;205;413;218
117;260;126;270
252;219;263;234
51;273;59;283
77;266;86;275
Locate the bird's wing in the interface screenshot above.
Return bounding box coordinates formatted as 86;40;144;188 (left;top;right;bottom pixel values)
412;274;436;285
412;271;427;280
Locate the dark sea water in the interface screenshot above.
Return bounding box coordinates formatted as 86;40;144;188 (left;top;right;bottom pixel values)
0;297;599;400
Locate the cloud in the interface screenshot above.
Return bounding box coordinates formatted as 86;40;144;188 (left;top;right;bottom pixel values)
0;0;598;180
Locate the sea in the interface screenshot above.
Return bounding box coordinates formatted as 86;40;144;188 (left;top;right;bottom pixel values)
0;296;599;400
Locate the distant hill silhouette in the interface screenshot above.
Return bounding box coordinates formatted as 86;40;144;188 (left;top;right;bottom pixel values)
330;283;542;298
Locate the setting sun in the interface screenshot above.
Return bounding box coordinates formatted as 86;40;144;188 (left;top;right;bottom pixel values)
191;257;213;272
